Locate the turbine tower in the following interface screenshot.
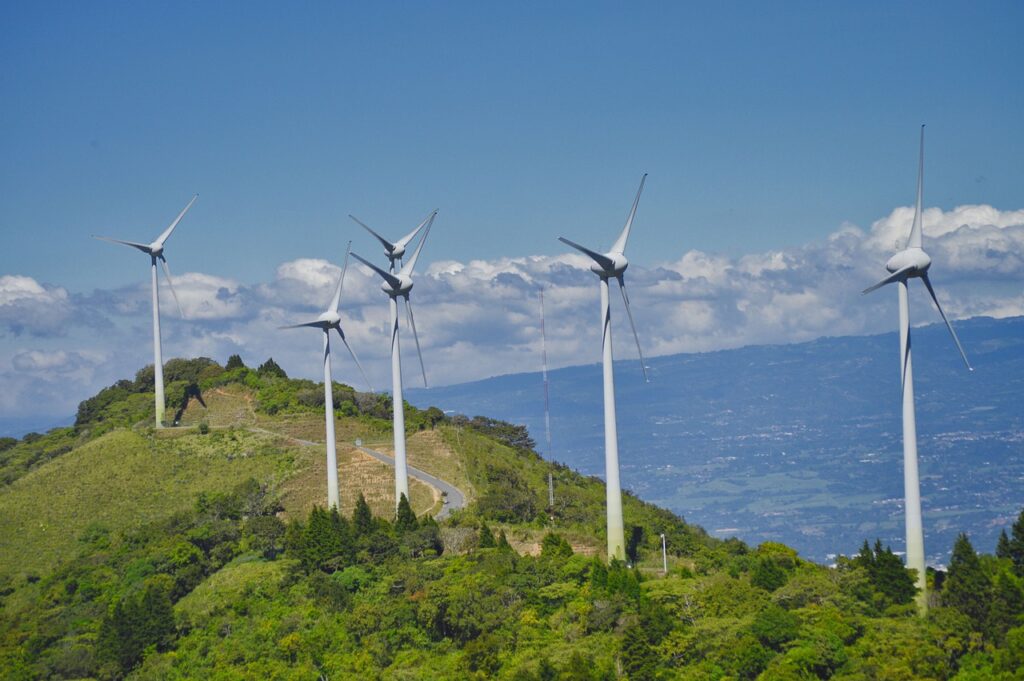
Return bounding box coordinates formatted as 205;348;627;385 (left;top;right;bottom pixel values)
93;195;197;428
280;243;372;510
558;175;649;561
352;212;436;509
862;126;972;613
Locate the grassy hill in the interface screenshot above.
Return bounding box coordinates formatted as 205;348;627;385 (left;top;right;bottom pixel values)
1;356;1023;680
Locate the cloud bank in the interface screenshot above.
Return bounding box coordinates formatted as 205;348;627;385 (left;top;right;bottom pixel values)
2;204;1022;422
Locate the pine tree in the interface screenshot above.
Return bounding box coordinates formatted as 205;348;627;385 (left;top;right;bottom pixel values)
478;523;496;548
987;570;1024;643
496;529;512;551
395;493;418;533
1009;509;1024;577
943;533;992;631
256;357;287;379
353;493;373;537
302;506;350;571
873;541;917;606
997;529;1012;560
621;622;658;681
225;354;245;370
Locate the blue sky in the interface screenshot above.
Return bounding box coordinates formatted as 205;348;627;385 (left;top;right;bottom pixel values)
3;2;1022;288
1;2;1022;424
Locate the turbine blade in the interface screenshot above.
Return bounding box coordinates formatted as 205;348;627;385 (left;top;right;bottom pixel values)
278;320;326;329
907;126;924;250
862;266;914;295
93;235;152;254
336;326;374;392
405;297;428;388
396;209;437;249
159;257;185;318
557;236;616;272
329;241;352;313
351;252;403;290
399;211;436;276
617;275;649;382
155;194;198;246
349;215;397;254
921;273;973;371
611;173;647;254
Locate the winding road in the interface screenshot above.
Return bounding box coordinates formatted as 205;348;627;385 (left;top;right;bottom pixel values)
252;427;466;520
354;444;466;521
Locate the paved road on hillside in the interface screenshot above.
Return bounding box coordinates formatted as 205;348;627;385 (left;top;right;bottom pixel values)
252;427;466;520
354;445;466;521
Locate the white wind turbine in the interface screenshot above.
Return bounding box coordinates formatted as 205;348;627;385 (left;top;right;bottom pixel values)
349;211;433;273
93;195;197;428
558;175;649;561
351;212;436;509
280;243;373;510
862;126;972;613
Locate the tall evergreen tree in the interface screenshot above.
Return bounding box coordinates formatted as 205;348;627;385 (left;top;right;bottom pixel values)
988;570;1024;643
621;622;658;680
1009;509;1024;577
395;493;418;533
997;529;1012;560
256;357;287;379
352;493;373;537
943;533;992;631
225;354;245;370
872;540;917;605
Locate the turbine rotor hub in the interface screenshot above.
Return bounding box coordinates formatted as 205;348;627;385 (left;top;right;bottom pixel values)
589;253;629;277
886;248;931;276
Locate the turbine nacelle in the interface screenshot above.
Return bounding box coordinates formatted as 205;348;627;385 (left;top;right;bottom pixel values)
885;248;931;277
381;275;414;297
589;252;629;278
318;310;341;327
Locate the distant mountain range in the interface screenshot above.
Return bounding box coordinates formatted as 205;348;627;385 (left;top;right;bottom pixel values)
409;315;1024;565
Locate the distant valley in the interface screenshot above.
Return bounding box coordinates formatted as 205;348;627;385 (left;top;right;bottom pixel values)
410;315;1024;565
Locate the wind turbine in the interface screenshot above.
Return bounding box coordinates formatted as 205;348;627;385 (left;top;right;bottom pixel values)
862;126;972;613
93;195;197;428
280;243;372;510
351;212;436;509
348;211;434;273
558;174;649;561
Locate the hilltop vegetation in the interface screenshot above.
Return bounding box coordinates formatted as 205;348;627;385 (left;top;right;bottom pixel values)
1;356;1024;679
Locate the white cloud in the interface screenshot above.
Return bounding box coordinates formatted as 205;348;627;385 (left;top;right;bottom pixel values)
0;275;72;336
1;203;1022;423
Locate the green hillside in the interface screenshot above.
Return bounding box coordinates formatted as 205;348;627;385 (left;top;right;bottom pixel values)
1;356;1023;680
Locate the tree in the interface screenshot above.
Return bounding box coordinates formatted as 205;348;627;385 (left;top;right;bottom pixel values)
225;354;245;370
478;524;496;549
621;622;658;680
352;493;374;537
751;557;788;591
257;357;288;379
395;493;418;533
751;603;800;650
943;533;992;631
96;575;176;675
1009;509;1024;577
299;506;352;572
540;532;573;561
988;570;1024;643
997;529;1012;560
